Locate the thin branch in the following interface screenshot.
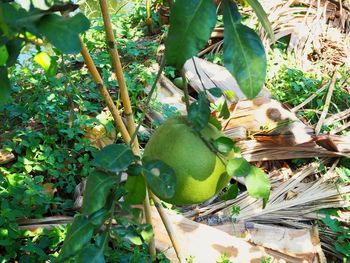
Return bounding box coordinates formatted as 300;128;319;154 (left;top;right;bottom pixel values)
150;192;186;262
315;71;338;134
292;81;329;112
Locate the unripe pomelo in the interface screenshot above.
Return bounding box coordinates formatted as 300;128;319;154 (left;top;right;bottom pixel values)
143;116;230;205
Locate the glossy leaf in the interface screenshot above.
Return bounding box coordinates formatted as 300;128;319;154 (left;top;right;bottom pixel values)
0;45;8;66
214;137;234;155
34;51;57;77
58;215;94;262
88;208;109;227
246;0;275;41
0;66;10;106
91;144;136;173
221;183;239;201
219;100;230;119
37;13;90;54
82;169;117;215
165;0;217;68
188;91;210;131
5;39;23;67
208;87;223;98
223;0;266;99
127;163;143;177
245;166;270;207
0;3;43;33
140;224;154;242
77;245;105;263
125;231;143;246
124;175;146;205
143;160;176;200
209;116;222;130
226;158;251;177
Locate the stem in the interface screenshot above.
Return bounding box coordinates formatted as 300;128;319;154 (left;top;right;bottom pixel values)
150;192;186;262
99;0;140;154
80;40;131;144
130;58;166;146
98;1;157;260
181;69;190;111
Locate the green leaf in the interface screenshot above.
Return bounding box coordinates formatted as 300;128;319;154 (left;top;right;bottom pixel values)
214;136;234;155
37;13;90;54
165;0;217;68
188;91;210;131
245;166;270;207
226;158;251;177
219;100;230;119
140;224;154;243
223;0;267;99
0;66;10;106
5;39;23;67
124;175;146;205
221;183;239;201
321;215;340;232
208;87;223;98
246;0;275;41
127;163;143;177
88;208;109;227
77;244;105;263
0;45;8;66
209;116;222;130
0;3;44;34
143;160;176;200
58;215;94;262
335;242;350;257
91;144;136;173
82;169;117;215
125;231;143;246
33;51;57;77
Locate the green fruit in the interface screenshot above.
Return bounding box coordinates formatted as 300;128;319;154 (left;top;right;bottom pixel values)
143;116;230;205
173;77;184;89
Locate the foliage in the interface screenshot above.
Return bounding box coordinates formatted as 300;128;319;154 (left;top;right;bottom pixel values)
0;0;90;105
0;0;274;261
266;49;350;133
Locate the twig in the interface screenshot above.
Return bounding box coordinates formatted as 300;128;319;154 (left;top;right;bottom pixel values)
292;81;329;112
330;121;350;135
315;71;338;135
150;192;186;262
324;108;350;126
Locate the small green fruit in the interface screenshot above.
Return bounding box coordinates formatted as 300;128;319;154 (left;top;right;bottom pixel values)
143;116;230;205
173;77;184;89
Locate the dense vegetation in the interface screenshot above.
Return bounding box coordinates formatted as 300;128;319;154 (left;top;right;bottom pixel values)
0;0;349;262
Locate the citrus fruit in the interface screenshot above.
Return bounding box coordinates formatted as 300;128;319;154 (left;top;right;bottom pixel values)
143;116;230;205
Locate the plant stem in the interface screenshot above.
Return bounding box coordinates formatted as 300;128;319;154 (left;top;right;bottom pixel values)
150;192;186;262
99;0;140;153
181;69;190;111
80;40;131;144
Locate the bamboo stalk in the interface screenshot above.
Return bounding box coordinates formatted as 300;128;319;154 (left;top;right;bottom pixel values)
98;0;139;153
98;2;184;261
80;40;131;144
81;38;157;260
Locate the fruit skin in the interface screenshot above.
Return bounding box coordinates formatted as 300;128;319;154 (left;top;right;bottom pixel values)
143;116;230;205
